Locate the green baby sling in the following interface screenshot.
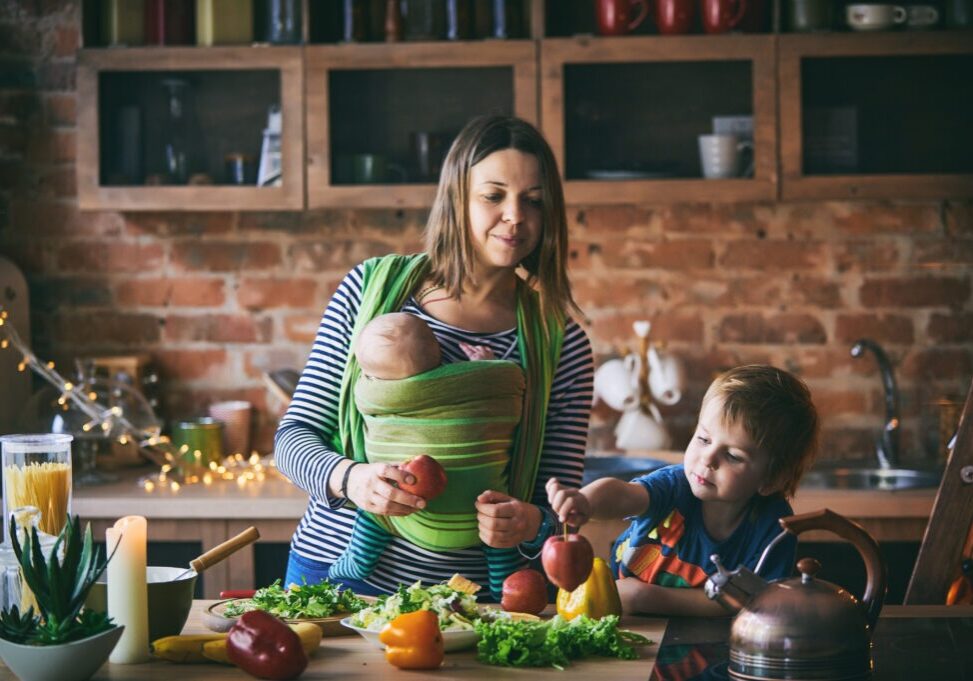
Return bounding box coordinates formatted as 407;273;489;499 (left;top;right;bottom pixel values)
334;253;564;550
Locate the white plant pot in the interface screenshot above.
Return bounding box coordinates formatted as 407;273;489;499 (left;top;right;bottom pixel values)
0;625;124;681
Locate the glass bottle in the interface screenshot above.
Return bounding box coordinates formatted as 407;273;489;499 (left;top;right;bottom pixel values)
266;0;302;44
144;0;194;45
101;0;145;46
385;0;404;41
196;0;253;45
160;79;192;185
342;0;370;41
446;0;473;39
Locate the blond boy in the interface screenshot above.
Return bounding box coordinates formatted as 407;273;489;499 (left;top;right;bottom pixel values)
548;365;818;616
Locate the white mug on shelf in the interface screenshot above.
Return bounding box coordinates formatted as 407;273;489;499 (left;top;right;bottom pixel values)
698;134;753;179
846;4;907;30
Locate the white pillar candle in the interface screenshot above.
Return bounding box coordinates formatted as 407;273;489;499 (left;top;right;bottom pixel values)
106;515;149;664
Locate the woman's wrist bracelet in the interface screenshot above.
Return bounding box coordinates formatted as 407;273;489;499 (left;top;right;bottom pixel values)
339;462;359;499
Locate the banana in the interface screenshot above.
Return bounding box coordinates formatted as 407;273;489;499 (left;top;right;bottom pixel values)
201;638;233;665
152;634;227;663
153;621;322;665
290;622;323;655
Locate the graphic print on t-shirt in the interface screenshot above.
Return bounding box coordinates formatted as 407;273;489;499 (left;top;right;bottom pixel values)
616;509;708;587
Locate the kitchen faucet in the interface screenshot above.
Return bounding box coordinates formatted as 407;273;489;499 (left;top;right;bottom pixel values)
850;339;900;469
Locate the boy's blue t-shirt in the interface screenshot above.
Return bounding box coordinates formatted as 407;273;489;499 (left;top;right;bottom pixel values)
609;465;797;587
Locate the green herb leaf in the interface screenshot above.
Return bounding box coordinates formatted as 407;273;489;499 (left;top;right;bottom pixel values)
474;615;651;668
222;579;367;620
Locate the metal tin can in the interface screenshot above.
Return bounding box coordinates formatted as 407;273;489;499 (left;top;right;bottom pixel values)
170;417;224;468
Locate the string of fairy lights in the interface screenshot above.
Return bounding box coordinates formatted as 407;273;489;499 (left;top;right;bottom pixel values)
0;307;278;492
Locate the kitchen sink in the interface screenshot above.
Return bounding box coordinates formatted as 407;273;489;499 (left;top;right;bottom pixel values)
800;464;942;491
582;456;671;486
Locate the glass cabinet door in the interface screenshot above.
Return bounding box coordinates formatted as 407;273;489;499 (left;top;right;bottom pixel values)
306;41;537;208
779;33;973;200
77;47;305;211
541;35;777;205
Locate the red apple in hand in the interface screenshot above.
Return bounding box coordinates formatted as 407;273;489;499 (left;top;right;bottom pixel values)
541;533;594;592
398;455;448;501
501;569;548;615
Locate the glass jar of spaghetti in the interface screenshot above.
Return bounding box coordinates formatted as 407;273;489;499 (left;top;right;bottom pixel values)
0;434;73;542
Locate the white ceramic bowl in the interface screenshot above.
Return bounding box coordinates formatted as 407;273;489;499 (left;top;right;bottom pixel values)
340;617;479;652
0;625;123;681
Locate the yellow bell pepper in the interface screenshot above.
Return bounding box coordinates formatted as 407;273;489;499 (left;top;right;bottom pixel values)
556;557;622;621
379;609;444;670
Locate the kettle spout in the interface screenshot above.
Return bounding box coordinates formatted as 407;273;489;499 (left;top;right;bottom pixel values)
705;554;769;613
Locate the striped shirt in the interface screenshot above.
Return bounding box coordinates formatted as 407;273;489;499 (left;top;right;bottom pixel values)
274;262;594;593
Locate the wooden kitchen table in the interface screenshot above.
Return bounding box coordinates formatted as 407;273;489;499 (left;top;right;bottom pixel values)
0;601;668;680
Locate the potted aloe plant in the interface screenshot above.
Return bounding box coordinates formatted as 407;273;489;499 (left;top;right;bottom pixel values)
0;515;121;681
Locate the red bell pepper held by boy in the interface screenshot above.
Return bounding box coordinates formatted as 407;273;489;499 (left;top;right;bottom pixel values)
379;609;445;670
227;610;308;680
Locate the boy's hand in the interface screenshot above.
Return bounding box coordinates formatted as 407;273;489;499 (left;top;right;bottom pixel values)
546;477;591;528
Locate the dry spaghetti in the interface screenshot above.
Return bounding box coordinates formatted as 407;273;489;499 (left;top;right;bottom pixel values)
4;462;71;536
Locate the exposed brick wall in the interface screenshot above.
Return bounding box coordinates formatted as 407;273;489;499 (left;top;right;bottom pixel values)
1;2;971;466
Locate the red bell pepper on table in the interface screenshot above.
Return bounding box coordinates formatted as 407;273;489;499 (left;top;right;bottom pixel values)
227;610;308;680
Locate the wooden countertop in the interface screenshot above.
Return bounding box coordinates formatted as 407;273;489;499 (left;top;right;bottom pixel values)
73;466;937;522
2;603;969;680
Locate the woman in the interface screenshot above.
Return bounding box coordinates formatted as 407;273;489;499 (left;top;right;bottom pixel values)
275;114;593;597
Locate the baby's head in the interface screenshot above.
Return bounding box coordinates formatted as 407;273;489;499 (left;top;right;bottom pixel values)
701;365;819;499
354;313;441;380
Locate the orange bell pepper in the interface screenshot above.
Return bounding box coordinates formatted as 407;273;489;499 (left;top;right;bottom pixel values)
379;609;444;670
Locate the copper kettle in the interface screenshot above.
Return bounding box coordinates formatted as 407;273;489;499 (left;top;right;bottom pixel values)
705;508;887;681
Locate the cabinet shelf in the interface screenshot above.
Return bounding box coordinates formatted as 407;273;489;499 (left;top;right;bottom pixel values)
306;40;537;208
77;46;305;211
779;31;973;200
541;35;778;204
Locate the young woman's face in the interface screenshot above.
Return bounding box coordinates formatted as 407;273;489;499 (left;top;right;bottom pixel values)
684;396;774;507
467;148;543;273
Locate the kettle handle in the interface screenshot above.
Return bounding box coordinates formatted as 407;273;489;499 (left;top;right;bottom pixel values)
779;508;887;631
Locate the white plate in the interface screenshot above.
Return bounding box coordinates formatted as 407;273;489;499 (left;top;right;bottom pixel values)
586;169;674;180
340;617;479;652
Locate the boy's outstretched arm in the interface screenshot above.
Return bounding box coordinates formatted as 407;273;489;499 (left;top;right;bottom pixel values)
616;578;728;617
547;477;650;527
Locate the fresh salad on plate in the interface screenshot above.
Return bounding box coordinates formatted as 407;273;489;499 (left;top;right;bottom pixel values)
350;580;504;632
222;579;368;620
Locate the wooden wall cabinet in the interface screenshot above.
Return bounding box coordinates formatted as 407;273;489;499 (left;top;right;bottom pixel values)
77;47;305;211
305;41;537;208
75;28;973;211
779;32;973;200
541;35;778;204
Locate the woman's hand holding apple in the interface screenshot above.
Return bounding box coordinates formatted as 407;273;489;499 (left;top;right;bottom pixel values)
343;462;427;516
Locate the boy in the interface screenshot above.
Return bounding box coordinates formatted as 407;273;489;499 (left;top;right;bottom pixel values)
547;364;818;616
